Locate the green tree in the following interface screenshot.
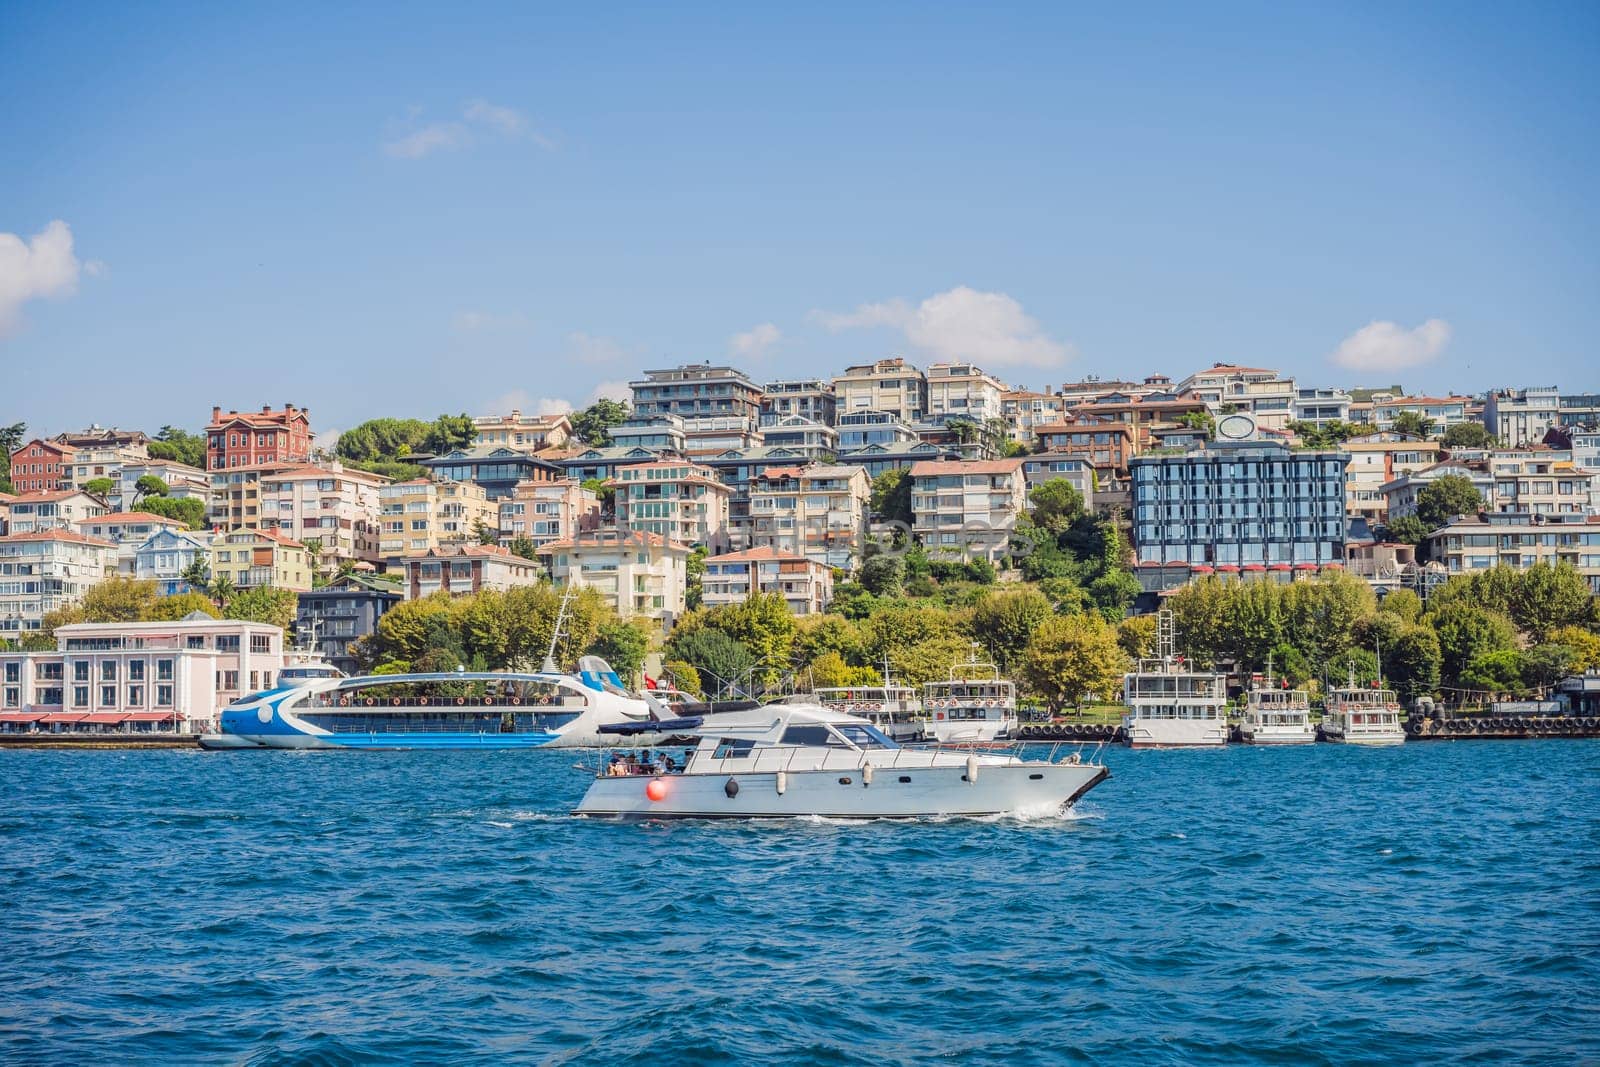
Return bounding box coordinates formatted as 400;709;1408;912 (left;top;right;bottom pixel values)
1523;643;1575;690
1441;422;1495;449
660;660;703;697
1288;420;1360;448
146;592;221;621
1116;615;1157;660
510;535;538;561
224;587;299;629
1508;562;1597;640
1379;587;1424;624
1460;648;1524;696
870;468;913;527
700;591;796;686
1384;514;1429;545
1020;613;1129;711
1390;411;1436;439
421;413;476;455
1416;474;1483;528
1088;568;1141;621
147;426;206;468
1386;624;1441;703
335;417;433;464
665;628;757;696
1039;575;1090;614
570;398;630;447
804;650;880;688
83;477;115;497
141;495;207;530
588;620;651;683
180;558;211;592
78;577;161;622
859;554;905;597
1547;625;1600;672
0;421;25;491
1028;480;1084;533
685;545;707;609
1430;601;1518;691
858;603;971;687
207;573;236;608
970;587;1051;672
133;474;170;503
472;516;498;545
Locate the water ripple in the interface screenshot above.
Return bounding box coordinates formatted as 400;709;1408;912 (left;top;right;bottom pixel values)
0;742;1596;1064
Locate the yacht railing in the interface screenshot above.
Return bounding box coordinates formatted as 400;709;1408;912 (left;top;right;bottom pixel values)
615;738;1103;779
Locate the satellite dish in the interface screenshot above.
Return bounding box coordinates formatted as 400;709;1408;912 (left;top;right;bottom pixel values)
1216;412;1259;441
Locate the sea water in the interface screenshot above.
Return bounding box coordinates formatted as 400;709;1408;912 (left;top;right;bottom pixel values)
0;741;1595;1065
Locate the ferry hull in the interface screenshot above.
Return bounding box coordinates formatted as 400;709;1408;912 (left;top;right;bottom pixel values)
1123;720;1229;748
573;763;1107;820
1238;728;1315;746
1320;730;1406;746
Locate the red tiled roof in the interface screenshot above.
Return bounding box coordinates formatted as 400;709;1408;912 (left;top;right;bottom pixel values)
536;530;689;553
78;511;182;525
909;459;1025;477
399;543;530;561
0;529;116;547
707;546;817;564
10;490;98;503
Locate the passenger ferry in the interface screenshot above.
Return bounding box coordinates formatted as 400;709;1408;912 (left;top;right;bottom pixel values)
207;657;652;749
1320;669;1406;745
1237;660;1314;745
922;653;1018;744
814;680;931;743
1121;611;1228;748
573;702;1108;820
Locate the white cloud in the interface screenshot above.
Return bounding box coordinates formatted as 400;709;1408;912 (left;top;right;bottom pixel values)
384;100;554;159
730;322;781;359
314;428;343;453
567;331;625;364
813;285;1071;368
0;220;84;336
483;389;573;416
1330;319;1452;371
588;380;631;404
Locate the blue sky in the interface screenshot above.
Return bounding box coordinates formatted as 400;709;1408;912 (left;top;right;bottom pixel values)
2;1;1596;440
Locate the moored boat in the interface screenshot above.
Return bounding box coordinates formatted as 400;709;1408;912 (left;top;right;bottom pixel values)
814;680;932;743
922;652;1019;744
1238;659;1314;745
1321;670;1406;745
1121;610;1228;748
572;703;1107;819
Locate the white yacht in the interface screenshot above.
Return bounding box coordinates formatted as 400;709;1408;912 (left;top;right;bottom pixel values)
1121;610;1228;748
922;653;1018;744
814;680;931;743
572;702;1108;820
1237;660;1314;745
1321;671;1406;745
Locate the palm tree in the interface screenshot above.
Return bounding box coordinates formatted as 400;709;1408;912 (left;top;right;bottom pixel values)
207;574;236;608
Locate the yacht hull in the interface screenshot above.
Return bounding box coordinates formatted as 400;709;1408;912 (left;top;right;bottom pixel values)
573;762;1107;820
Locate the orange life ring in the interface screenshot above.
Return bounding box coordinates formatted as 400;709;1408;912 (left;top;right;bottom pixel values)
338;697;349;707
392;698;401;706
363;698;375;707
456;697;466;706
511;697;522;706
417;697;428;706
483;697;494;706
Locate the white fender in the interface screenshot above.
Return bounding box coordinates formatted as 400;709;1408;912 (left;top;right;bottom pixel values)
776;769;788;795
862;763;874;786
966;755;978;783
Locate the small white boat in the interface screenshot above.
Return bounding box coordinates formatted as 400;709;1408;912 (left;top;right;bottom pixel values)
1121;609;1228;748
572;703;1107;820
814;681;932;743
1321;671;1406;745
922;652;1019;744
1238;659;1315;745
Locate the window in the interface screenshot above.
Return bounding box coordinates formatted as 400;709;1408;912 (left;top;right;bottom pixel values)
129;660;145;681
250;635;271;653
101;661;117;681
101;685;116;705
73;686;89;708
156;685;173;707
157;659;174;681
74;662;90;682
128;685;144;706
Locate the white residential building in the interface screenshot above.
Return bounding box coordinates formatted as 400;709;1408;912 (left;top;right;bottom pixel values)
832;357;928;422
1423;511;1600;593
1485;387;1562;448
925;362;1007;422
4;491;109;535
259;463;387;566
118;459;210;509
498;479;601;551
747;463;872;569
0;530;118;641
378;479;498;561
612;460;731;550
909;459;1027;564
472;410;572;451
74;512;191;575
133;528;213;596
538;531;689;627
1177;363;1297;431
702;546;833;615
399;543;545;600
1291;387;1353;428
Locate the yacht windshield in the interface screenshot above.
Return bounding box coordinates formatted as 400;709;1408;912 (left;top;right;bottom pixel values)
831;723;899;750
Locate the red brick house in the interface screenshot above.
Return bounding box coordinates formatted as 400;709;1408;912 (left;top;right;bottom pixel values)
206;404;312;471
8;439;77;494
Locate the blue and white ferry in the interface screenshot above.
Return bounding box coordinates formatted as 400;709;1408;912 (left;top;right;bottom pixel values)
204;656;653;750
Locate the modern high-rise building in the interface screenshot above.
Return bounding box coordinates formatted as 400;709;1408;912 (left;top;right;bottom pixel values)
629;365;763;422
832;357;928;423
1485;387;1562;447
761;379;838;427
1129;415;1348;567
925;362;1007;422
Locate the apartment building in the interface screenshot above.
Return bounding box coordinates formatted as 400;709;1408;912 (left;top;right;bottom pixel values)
759;416;838;460
537;530;689;626
835;410;920;451
748;463;872;568
1484;387;1562;448
835;441;953;481
0;618;286;733
1368;394;1471;432
629;364;763;422
680;415;763;457
1379;460;1494;523
909;458;1027;564
294;574;403;675
208;462;291;530
0;530;117;640
5;491;109;535
1341;432;1444;526
117;459;210;508
59;435;149;505
1129;438;1348;567
8;439;76;494
1176;363;1297;430
612;461;731;550
75;512;190;574
1483;452;1597;516
1020;454;1096;505
702;546;833;615
611;415;687;453
209;529;313;593
1001;389;1072;443
925;362;1007;421
259;463;386;566
0;493;13;536
378;479;498;560
472;410;571;451
398;543;543;600
548;445;667;485
205;403;312;471
1423;512;1600;593
420;446;563;500
498;479;601;551
132;528;213;596
761;379;837;427
1035;416;1137;481
832;358;928;422
1291;387;1353;428
698;446;812;541
1557;393;1600;429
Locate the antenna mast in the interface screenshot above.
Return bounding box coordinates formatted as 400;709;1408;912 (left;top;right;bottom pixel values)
542;586;575;673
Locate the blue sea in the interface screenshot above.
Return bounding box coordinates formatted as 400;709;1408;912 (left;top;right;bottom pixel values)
1;741;1596;1065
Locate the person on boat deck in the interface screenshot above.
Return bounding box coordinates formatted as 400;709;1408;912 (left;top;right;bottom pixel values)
660;754;676;774
623;753;641;775
606;755;626;777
